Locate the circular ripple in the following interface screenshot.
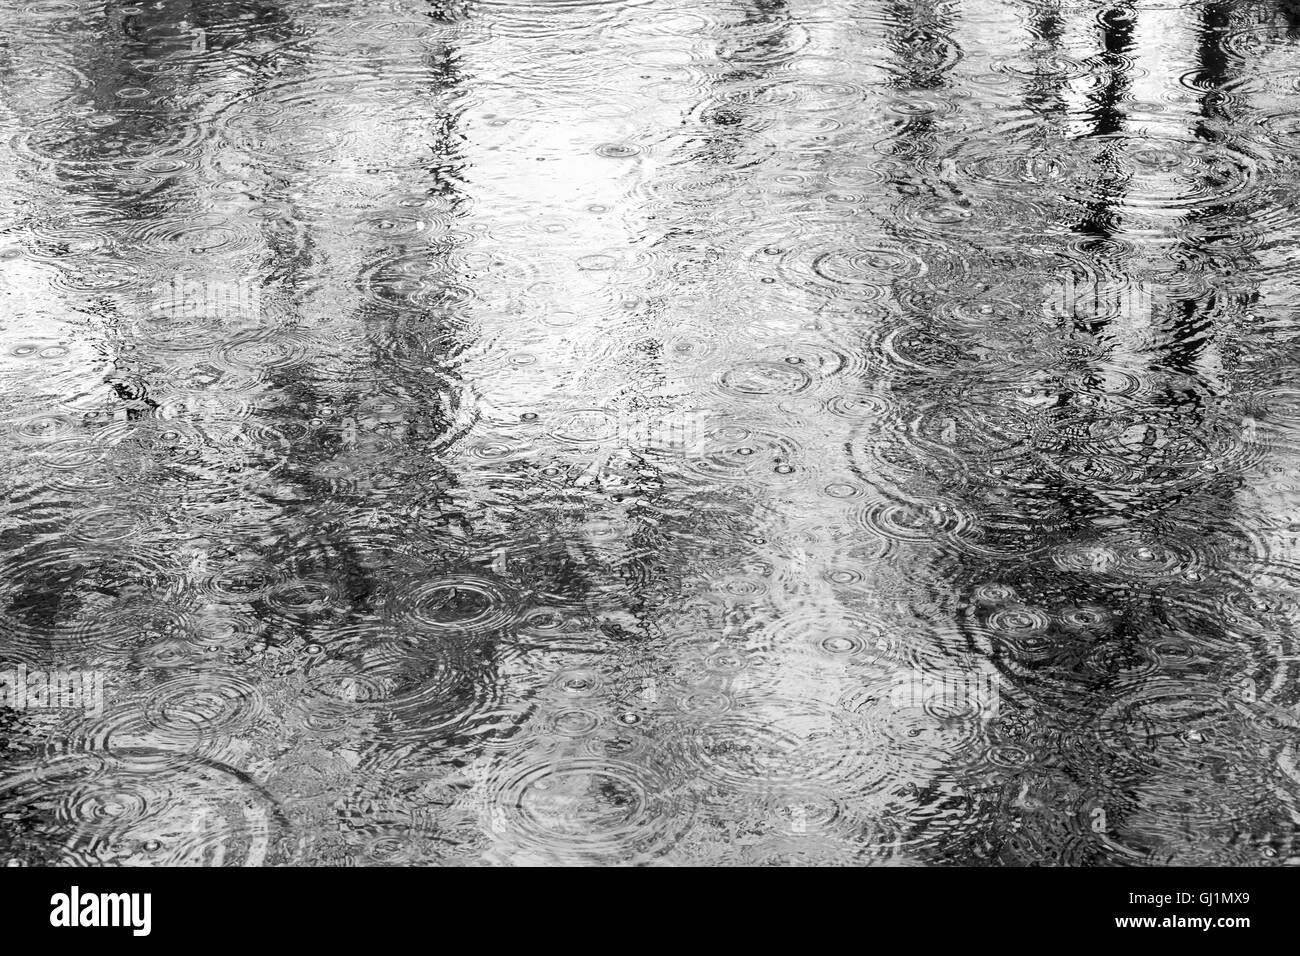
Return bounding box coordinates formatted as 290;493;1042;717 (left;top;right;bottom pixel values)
717;360;814;397
0;751;286;866
386;574;520;635
482;756;686;862
1098;680;1238;755
681;426;802;483
853;494;972;544
293;632;501;741
142;671;264;743
667;698;895;798
0;547;179;654
548;408;619;444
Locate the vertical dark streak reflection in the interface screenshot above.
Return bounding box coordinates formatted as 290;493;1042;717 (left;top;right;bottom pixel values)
1071;4;1135;312
1;0;1299;866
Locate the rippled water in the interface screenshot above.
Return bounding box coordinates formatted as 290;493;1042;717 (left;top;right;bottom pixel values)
2;0;1300;867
